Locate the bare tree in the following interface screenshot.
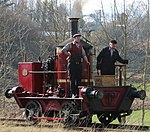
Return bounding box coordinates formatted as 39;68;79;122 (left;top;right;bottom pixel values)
31;0;70;58
89;0;150;125
141;0;150;126
0;0;43;108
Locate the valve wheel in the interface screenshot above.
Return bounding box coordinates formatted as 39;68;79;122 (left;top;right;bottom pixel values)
25;101;42;124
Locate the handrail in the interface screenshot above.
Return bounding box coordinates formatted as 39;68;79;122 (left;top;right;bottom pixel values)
115;64;126;86
29;71;67;74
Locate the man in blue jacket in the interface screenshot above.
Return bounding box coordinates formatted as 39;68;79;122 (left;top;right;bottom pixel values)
96;40;128;75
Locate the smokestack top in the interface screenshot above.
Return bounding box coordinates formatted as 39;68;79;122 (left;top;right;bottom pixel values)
69;18;80;37
69;18;80;21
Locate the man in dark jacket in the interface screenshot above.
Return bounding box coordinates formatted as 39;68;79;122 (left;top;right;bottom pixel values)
96;40;128;75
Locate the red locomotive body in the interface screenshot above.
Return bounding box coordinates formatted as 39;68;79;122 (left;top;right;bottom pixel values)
55;46;69;95
5;18;146;126
18;62;43;94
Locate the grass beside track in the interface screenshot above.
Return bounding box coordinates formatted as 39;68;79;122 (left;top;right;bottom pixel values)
92;110;150;126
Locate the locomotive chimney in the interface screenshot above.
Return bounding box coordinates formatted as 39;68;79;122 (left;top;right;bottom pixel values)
69;18;80;37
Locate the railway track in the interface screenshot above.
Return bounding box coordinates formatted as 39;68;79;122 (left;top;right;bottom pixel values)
0;117;149;131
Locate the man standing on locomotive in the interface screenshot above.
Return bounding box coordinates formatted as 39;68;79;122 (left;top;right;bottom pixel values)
61;34;90;98
96;40;128;75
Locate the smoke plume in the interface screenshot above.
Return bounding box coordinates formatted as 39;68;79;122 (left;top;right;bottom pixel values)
71;0;89;17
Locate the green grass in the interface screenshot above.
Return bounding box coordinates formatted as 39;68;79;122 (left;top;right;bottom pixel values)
126;110;150;126
92;110;150;126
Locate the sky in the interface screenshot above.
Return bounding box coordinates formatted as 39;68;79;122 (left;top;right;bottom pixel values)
82;0;148;15
82;0;113;15
57;0;148;16
82;0;114;15
25;0;148;16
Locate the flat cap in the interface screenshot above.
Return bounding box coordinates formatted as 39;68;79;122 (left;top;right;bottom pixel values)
110;40;117;44
73;34;81;38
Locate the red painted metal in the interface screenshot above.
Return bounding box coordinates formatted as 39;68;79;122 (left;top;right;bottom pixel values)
55;47;69;96
18;62;43;94
94;87;127;110
33;117;64;121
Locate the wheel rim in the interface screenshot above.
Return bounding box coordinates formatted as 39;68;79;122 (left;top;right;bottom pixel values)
78;115;92;127
97;113;115;126
60;101;77;126
25;101;42;124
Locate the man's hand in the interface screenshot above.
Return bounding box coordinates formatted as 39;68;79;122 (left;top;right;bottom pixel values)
87;61;90;65
65;52;71;60
66;52;71;57
64;51;71;57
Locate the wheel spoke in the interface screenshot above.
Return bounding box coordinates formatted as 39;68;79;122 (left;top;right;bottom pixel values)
60;101;77;126
25;101;42;124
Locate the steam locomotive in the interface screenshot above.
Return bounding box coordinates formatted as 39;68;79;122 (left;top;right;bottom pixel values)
5;18;146;126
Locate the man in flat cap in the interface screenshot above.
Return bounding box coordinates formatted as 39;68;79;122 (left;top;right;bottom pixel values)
73;33;81;38
61;34;90;98
96;40;128;75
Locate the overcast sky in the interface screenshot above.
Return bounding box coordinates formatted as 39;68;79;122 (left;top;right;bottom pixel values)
57;0;148;15
14;0;148;16
82;0;148;15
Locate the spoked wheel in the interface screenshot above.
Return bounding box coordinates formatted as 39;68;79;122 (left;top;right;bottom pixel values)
25;101;42;124
78;115;92;127
60;101;78;126
97;113;116;126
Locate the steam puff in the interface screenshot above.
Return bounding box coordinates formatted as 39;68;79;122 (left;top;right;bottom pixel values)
71;0;89;17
